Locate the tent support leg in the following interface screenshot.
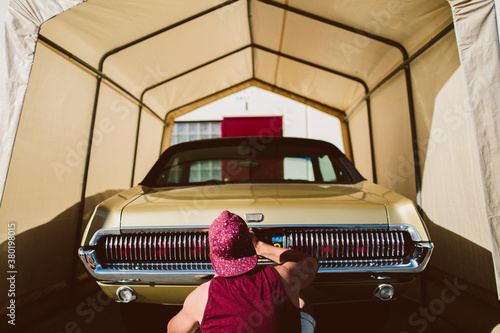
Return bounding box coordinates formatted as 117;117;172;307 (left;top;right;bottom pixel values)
403;66;423;213
70;77;102;286
130;106;143;188
366;97;377;184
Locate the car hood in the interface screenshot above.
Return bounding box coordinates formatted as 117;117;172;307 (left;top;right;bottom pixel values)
120;183;389;228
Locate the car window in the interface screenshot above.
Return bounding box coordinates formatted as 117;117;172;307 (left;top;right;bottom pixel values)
152;140;354;186
318;155;337;182
163;157;182;184
189;160;222;183
284;157;314;181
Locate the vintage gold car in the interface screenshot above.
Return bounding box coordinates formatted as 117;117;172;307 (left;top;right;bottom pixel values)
79;136;433;305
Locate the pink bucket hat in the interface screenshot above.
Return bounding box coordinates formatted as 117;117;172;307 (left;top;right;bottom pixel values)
209;210;258;277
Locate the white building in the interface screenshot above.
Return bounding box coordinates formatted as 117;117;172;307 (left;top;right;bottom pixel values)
171;86;345;153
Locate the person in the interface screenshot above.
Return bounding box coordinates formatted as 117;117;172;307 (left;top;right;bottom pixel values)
167;210;319;333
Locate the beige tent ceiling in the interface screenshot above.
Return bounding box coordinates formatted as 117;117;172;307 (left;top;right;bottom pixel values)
1;0;500;327
35;0;454;187
41;0;451;110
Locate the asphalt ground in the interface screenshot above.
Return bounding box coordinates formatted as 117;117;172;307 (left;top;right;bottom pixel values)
3;275;499;333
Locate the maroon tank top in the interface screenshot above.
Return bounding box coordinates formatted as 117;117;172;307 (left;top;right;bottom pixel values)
200;265;301;333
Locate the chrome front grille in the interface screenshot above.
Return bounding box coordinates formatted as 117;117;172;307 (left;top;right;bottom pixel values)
95;227;414;271
285;228;411;268
99;232;211;270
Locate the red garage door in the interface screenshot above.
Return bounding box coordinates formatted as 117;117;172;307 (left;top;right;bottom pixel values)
221;116;283;137
221;116;283;181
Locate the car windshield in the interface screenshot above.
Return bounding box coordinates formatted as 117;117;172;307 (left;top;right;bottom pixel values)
150;139;354;186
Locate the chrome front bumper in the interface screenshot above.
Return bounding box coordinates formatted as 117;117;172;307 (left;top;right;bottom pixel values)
79;224;433;284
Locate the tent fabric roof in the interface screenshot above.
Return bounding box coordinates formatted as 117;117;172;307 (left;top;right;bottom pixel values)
30;0;454;195
37;0;452;119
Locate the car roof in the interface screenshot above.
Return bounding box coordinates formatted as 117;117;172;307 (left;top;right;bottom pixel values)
141;136;365;186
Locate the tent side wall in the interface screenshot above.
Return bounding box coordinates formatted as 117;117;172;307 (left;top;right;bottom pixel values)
347;19;500;318
84;84;165;193
0;0;85;204
448;0;500;298
0;10;167;312
347;104;373;182
0;42;99;310
133;111;165;185
369;72;416;202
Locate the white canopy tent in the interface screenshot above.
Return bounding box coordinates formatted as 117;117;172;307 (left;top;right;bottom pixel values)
0;0;499;329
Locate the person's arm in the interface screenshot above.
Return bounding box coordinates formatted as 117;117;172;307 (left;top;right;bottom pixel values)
250;228;319;291
167;308;198;333
167;282;209;333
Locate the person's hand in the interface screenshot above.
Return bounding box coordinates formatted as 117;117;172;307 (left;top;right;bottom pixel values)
248;228;260;249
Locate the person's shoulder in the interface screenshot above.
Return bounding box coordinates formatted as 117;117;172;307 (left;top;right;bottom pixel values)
179;280;211;325
186;280;210;305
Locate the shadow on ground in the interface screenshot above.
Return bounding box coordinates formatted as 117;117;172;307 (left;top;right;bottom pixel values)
3;271;498;333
